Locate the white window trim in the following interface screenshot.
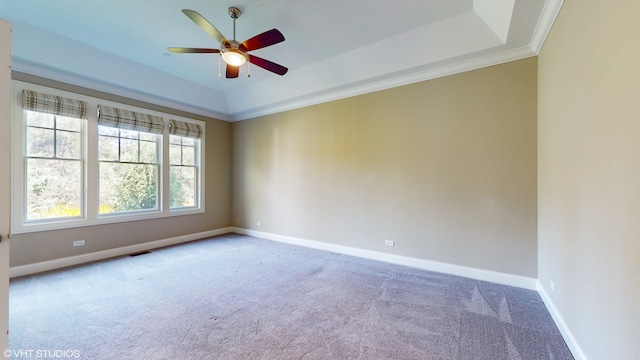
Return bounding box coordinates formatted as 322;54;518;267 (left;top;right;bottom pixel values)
168;134;202;211
11;81;206;234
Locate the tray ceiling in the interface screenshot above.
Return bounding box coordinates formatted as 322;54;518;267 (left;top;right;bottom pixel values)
0;0;563;121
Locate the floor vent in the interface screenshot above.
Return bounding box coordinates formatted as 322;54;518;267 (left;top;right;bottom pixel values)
129;251;151;257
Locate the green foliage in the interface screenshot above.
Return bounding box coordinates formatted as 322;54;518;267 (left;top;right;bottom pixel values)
110;165;157;211
31;178;50;196
169;167;187;208
25;112;83;220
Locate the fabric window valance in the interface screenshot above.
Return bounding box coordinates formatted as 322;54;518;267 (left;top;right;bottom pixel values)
98;105;164;134
21;90;88;119
169;119;202;139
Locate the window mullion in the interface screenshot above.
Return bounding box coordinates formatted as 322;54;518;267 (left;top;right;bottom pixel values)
53;115;58;159
180;142;184;165
137;134;141;163
117;129;122;162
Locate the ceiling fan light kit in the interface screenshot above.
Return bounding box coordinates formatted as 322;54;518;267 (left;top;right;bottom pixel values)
220;41;248;66
168;6;287;79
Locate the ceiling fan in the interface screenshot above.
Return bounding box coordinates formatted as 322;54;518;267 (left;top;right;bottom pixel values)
168;7;288;78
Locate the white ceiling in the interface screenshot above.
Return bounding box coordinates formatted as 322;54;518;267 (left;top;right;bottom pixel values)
0;0;562;121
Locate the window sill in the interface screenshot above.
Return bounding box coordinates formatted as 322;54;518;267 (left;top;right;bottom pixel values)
12;208;205;235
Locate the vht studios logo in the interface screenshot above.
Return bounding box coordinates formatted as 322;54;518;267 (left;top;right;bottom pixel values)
3;349;81;358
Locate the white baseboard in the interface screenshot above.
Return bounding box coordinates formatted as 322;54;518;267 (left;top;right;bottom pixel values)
9;227;234;278
232;228;538;290
537;282;589;360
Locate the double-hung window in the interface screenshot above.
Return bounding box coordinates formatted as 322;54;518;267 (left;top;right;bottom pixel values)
169;120;202;209
21;90;87;222
97;105;163;215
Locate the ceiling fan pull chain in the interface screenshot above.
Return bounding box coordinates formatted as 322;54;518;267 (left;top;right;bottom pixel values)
218;55;222;78
248;61;251;78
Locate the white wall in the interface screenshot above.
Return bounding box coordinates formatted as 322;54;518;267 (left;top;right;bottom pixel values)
538;0;640;359
0;18;12;353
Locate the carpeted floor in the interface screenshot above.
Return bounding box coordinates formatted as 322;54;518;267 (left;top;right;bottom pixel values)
9;234;574;359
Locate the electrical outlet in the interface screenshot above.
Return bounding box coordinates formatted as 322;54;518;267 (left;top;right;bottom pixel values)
73;240;85;247
549;279;555;292
385;240;394;247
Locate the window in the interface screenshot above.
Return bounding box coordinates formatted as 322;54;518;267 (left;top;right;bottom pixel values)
21;90;86;222
12;83;205;233
99;127;159;214
97;105;164;215
169;120;202;209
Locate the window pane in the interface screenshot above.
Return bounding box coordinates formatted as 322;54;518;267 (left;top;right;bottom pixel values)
182;146;195;166
26;127;55;157
120;129;138;139
26;111;53;128
170;166;195;208
139;140;156;163
99;136;119;161
99;163;157;213
26;158;82;220
169;135;181;145
120;138;138;163
56;130;81;159
56;115;81;132
140;132;156;142
99;126;119;136
182;137;196;146
169;144;181;165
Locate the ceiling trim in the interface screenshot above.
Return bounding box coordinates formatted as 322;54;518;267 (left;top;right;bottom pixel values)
530;0;565;53
229;45;536;121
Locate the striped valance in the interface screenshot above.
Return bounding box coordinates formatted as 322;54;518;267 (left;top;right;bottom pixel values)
98;105;164;134
169;119;202;139
21;90;88;119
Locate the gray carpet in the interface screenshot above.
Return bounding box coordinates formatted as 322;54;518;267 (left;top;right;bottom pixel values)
9;234;573;359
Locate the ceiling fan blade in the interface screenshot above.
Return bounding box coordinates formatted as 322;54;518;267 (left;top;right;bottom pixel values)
182;9;227;44
167;47;220;54
240;29;285;52
248;55;288;76
226;65;239;78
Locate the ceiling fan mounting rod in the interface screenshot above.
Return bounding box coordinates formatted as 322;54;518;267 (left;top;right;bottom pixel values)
228;7;241;41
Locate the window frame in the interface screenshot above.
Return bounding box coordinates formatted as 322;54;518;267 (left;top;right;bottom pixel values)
169;134;201;210
11;81;205;234
98;126;162;216
23;109;87;222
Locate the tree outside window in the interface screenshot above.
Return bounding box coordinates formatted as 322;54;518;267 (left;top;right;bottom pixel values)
24;110;83;220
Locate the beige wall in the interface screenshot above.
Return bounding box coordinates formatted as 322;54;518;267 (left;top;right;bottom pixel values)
538;0;640;359
233;58;538;277
9;74;233;267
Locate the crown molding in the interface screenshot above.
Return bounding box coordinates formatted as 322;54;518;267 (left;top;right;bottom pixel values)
229;46;536;121
530;0;565;53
